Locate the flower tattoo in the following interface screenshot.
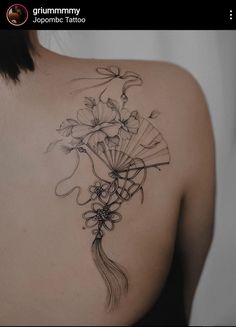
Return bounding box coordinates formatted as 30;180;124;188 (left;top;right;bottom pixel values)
47;66;170;311
88;181;109;200
83;202;122;232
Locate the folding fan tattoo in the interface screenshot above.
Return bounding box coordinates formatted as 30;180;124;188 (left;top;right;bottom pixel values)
46;66;170;311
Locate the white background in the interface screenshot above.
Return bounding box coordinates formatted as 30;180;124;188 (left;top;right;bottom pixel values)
38;30;236;326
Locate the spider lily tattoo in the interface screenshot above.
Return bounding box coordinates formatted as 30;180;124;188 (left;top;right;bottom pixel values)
46;66;170;311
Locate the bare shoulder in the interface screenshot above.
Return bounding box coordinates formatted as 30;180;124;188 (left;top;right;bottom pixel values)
140;60;213;136
93;58;211;126
63;56;215;189
127;59;209;108
149;61;215;191
122;59;215;190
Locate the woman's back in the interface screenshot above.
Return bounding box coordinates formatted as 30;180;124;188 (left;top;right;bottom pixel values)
0;45;215;325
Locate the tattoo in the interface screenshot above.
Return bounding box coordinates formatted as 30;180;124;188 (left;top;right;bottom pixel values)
46;66;170;311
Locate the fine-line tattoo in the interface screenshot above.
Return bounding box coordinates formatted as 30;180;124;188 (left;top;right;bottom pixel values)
46;66;170;311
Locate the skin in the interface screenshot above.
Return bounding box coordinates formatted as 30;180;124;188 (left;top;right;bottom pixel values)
0;33;215;325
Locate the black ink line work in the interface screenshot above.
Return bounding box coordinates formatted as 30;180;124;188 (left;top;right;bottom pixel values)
47;66;170;311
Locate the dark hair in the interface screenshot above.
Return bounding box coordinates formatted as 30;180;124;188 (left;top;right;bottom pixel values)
0;30;35;82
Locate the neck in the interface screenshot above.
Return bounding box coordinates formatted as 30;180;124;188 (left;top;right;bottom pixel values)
29;31;57;60
29;31;41;50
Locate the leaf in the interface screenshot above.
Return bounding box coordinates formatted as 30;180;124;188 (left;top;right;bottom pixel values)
84;97;96;109
107;98;120;111
56;119;78;137
148;110;160;119
44;139;62;153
